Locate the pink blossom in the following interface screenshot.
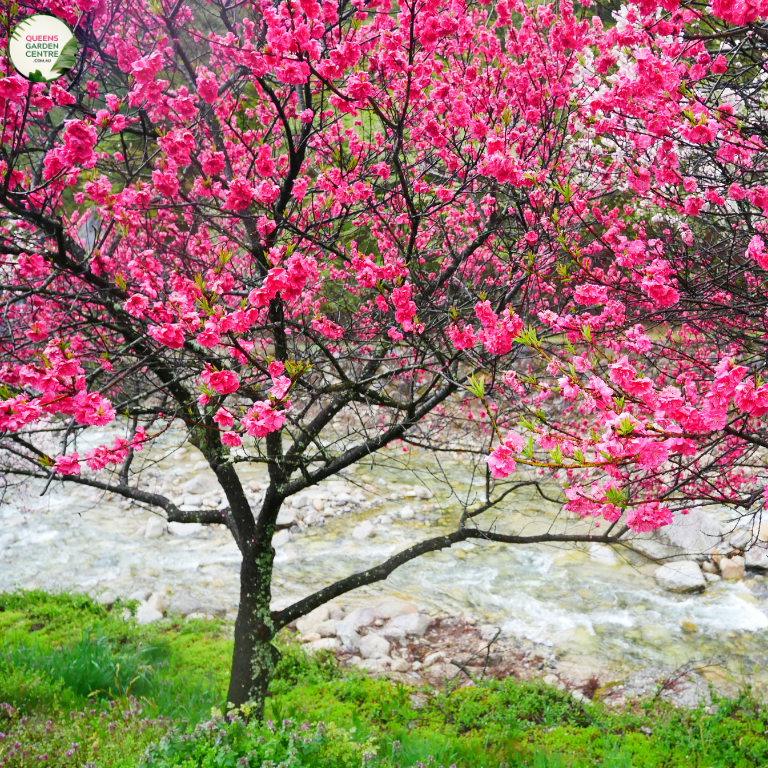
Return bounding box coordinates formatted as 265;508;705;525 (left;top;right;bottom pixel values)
202;368;239;395
148;323;186;349
242;401;286;437
54;453;81;476
73;391;116;426
222;431;242;447
196;68;219;103
486;443;516;478
61;120;98;168
213;408;235;428
225;178;253;211
626;502;673;532
269;376;292;400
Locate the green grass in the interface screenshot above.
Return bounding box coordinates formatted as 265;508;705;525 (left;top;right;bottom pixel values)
2;591;768;768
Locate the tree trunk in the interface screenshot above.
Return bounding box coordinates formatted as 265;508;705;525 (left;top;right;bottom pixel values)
226;546;279;718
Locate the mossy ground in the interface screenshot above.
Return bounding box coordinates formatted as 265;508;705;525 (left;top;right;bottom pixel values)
1;591;767;767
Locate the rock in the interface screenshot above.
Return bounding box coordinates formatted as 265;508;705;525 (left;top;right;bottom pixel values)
701;560;718;574
412;661;423;671
296;605;330;634
745;545;768;570
181;475;217;494
654;561;707;593
719;556;745;581
703;572;722;582
276;509;298;526
128;588;151;602
382;613;432;637
572;690;592;705
588;544;618;565
378;625;407;640
185;612;207;621
301;632;322;643
135;603;164;625
312;498;325;511
356;658;390;673
390;658;410;673
360;634;391;659
399;506;415;520
379;515;393;525
728;529;752;550
0;532;18;548
167;522;203;537
313;620;338;638
272;529;292;548
146;592;167;614
423;651;445;668
413;486;433;500
662;509;722;556
95;591;118;608
631;539;681;562
305;637;341;654
756;522;768;543
144;518;166;538
372;599;418;620
543;674;558;686
681;620;697;633
352;521;375;540
335;493;353;505
337;629;361;652
336;607;376;634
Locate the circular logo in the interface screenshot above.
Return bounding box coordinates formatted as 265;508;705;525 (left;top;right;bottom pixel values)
8;14;77;82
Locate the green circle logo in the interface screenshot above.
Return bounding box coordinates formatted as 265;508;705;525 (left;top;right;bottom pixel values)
8;14;77;82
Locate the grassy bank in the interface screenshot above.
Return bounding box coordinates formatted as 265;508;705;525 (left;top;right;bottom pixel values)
1;591;767;767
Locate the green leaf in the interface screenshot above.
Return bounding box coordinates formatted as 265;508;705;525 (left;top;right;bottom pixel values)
466;373;485;399
50;35;78;74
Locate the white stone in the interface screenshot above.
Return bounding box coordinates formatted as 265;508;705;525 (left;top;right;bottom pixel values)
276;509;298;527
128;588;151;602
337;629;361;652
382;613;432;637
336;607;376;634
631;539;681;562
588;544;618;565
359;634;391;659
0;532;18;548
168;522;203;537
654;561;707;593
146;592;167;614
379;515;393;525
423;651;445;668
272;529;292;548
353;493;366;504
728;529;752;550
313;619;338;638
296;605;330;634
95;591;117;608
185;612;207;621
144;518;166;538
372;599;418;620
356;658;390;673
399;506;415;520
181;475;217;495
745;545;768;570
312;498;325;511
414;486;433;500
335;493;353;505
390;658;410;672
135;603;164;625
305;637;341;654
703;572;722;582
352;521;375;540
662;509;722;556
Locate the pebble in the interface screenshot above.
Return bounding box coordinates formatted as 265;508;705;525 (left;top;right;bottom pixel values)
135;603;164;625
400;506;415;520
145;518;166;538
360;634;391;659
352;521;375;540
720;556;745;581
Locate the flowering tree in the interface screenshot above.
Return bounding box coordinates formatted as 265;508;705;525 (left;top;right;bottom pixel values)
2;0;768;715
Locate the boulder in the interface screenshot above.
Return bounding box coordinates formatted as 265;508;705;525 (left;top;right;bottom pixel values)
745;545;768;570
359;634;391;659
352;521;375;540
631;539;681;562
336;628;361;653
135;603;164;625
276;509;299;526
719;556;745;581
272;529;291;548
654;561;707;593
144;518;166;538
378;625;407;640
372;599;418;620
169;593;220;617
146;592;167;614
305;637;341;654
728;529;752;550
588;544;617;565
313;620;338;638
167;522;203;537
181;475;218;495
296;605;330;634
336;607;376;634
382;613;432;637
662;509;722;556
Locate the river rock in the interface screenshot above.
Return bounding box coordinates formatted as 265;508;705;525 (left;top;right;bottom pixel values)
135;603;164;625
413;486;433;500
719;556;745;581
654;561;706;593
588;544;618;565
313;619;338;638
305;637;341;654
662;509;722;557
399;506;415;520
296;605;330;634
129;588;152;602
95;591;118;608
355;658;390;673
382;613;432;637
352;521;375;540
272;529;291;548
728;529;752;550
390;658;410;672
181;475;217;495
167;522;203;537
312;498;325;511
360;634;391;659
276;509;298;526
423;651;445;668
337;607;376;634
745;544;768;570
372;599;418;620
145;518;166;538
631;539;681;562
169;593;219;617
146;592;167;614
